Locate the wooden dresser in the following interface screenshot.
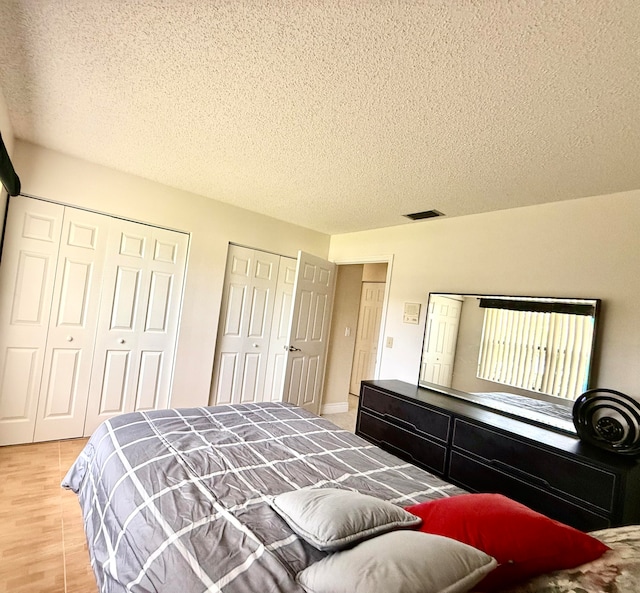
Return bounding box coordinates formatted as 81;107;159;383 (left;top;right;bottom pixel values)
356;379;640;531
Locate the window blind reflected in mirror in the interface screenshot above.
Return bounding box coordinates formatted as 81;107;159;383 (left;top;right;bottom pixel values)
477;307;595;400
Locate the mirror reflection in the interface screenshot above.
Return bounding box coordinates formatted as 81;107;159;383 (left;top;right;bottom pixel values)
419;294;600;403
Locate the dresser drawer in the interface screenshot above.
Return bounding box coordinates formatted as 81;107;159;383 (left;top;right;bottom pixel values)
452;419;616;512
358;410;447;475
449;451;610;531
360;386;450;442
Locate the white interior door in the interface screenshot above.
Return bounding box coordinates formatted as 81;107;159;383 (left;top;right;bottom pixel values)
34;207;108;442
283;251;335;414
211;245;280;405
0;197;64;446
349;282;385;395
421;295;462;386
83;220;188;434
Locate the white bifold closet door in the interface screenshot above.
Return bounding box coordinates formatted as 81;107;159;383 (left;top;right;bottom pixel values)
264;257;297;401
0;198;65;445
0;196;188;445
33;206;110;442
83;220;188;434
211;246;296;405
211;245;335;416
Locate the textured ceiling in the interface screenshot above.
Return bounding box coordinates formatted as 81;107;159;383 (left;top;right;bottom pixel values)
0;1;639;235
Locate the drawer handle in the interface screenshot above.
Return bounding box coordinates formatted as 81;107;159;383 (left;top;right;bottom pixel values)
384;415;417;432
489;459;551;490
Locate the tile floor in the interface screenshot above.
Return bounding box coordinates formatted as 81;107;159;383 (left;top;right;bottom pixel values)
0;438;96;593
321;394;359;431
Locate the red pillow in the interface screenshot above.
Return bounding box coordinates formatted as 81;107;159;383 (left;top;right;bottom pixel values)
405;493;609;591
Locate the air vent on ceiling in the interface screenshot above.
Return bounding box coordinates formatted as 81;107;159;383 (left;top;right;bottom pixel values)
403;209;445;221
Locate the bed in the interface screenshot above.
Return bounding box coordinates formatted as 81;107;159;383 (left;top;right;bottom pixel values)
62;401;640;593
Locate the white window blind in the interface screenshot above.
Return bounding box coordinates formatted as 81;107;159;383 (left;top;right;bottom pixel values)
477;308;594;399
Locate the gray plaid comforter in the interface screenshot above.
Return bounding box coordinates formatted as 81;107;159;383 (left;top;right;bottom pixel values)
62;402;464;593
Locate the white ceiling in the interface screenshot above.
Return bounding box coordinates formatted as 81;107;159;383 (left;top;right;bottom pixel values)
1;1;639;235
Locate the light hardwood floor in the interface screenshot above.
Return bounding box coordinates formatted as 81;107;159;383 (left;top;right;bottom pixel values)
0;438;97;593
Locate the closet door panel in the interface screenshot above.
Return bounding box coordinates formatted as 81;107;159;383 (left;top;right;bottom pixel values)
210;246;256;405
145;272;172;331
133;228;188;413
0;197;64;446
210;246;279;405
12;253;52;323
99;350;131;414
135;351;163;411
85;221;148;433
264;256;297;401
41;349;80;417
238;249;278;402
214;353;238;405
110;267;141;329
34;207;109;442
1;349;39;418
85;221;187;433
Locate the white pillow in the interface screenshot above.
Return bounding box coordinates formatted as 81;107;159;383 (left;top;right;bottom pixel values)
297;530;498;593
270;487;421;551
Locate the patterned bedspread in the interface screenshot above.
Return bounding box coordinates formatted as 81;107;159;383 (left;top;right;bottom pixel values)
504;524;640;593
62;402;463;593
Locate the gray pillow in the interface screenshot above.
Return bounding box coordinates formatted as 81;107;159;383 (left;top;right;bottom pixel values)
297;530;498;593
269;487;421;551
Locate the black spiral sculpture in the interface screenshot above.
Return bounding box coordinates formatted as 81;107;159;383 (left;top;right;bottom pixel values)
573;389;640;455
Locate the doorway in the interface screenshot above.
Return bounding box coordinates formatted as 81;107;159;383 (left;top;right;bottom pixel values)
322;257;392;415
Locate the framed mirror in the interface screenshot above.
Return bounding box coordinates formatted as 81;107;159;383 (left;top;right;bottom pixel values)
419;293;600;432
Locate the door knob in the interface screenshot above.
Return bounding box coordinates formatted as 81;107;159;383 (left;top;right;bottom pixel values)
252;343;259;348
287;345;301;352
119;338;125;344
66;336;73;342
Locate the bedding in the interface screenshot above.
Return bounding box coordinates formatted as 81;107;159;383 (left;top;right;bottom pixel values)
62;401;640;593
62;402;463;593
504;525;640;593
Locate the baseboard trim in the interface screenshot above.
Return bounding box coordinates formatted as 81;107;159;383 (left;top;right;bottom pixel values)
321;402;349;415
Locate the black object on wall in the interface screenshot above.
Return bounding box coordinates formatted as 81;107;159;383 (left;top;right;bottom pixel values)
0;132;20;196
573;389;640;456
478;297;596;316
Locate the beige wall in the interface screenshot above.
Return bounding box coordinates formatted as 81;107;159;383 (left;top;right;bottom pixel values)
323;265;363;408
329;191;640;400
362;263;387;282
11;140;330;407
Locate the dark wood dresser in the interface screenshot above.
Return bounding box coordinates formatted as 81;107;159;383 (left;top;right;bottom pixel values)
356;379;640;531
